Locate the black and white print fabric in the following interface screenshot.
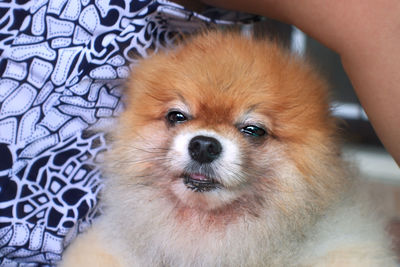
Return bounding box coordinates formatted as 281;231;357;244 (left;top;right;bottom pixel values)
0;0;256;265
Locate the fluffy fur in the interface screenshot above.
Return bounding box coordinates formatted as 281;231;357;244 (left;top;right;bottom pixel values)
61;31;396;266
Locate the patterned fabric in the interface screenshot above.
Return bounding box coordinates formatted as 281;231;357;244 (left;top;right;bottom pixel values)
0;0;256;265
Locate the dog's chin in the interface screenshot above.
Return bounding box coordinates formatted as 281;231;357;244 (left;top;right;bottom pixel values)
169;172;241;211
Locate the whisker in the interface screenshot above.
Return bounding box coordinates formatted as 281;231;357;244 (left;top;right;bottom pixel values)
115;156;172;164
117;144;169;154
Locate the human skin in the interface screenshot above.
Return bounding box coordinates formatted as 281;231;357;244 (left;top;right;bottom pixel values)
174;0;400;166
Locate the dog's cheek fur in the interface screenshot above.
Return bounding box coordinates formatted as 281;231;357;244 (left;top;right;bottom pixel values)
104;116;171;189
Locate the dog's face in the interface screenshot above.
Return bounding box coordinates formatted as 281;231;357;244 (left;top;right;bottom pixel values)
107;32;345;229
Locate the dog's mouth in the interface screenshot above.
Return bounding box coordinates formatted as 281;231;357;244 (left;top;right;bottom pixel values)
182;173;221;192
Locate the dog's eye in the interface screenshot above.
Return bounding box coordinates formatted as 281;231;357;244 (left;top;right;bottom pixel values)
166;111;188;125
240;125;267;137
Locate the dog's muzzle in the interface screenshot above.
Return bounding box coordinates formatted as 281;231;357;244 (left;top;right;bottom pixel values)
183;135;222;192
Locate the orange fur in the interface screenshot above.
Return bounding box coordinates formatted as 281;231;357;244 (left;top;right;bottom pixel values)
61;31;395;266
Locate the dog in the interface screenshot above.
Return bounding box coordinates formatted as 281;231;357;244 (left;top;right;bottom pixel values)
61;31;396;266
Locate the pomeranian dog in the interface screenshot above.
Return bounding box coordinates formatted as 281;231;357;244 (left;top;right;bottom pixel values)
61;31;395;266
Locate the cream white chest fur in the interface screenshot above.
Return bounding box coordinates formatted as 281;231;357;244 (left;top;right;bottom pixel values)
61;179;395;267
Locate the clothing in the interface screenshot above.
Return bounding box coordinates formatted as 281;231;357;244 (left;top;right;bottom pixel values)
0;0;256;265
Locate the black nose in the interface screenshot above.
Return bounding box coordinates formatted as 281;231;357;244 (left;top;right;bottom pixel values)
188;135;222;164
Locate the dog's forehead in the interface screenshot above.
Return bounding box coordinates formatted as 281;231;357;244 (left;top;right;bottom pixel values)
169;71;275;118
129;32;332;136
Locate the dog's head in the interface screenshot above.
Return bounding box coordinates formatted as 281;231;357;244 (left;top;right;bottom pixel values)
106;31;347;226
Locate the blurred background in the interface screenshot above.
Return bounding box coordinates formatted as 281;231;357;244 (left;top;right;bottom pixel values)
247;17;400;257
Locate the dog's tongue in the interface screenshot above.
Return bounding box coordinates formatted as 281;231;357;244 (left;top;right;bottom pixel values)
183;172;220;192
190;173;208;181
